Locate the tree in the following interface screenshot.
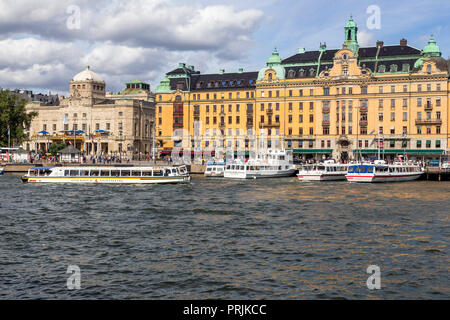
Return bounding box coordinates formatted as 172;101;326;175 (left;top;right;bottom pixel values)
0;90;37;147
49;142;67;156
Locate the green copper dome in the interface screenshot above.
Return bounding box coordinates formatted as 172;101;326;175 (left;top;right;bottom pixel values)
155;75;171;93
423;34;441;57
346;15;357;28
267;48;282;66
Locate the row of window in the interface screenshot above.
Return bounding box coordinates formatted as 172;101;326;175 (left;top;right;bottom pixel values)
195;79;255;89
43;123;122;131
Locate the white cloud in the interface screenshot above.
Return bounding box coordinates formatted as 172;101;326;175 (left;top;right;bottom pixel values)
358;30;375;47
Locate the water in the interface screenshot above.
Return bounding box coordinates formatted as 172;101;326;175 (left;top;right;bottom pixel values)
0;174;448;299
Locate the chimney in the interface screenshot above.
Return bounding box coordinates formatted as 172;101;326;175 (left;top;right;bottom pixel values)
238;68;244;73
298;47;306;54
376;40;384;48
178;62;186;68
188;65;195;71
219;69;225;74
400;38;407;46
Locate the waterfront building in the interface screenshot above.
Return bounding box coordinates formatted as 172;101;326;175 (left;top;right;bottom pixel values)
23;67;156;156
155;16;449;161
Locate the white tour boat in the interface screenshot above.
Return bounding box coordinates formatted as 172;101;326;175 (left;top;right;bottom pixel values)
204;161;225;177
0;166;4;175
345;160;423;183
297;160;348;181
21;166;190;184
224;149;297;179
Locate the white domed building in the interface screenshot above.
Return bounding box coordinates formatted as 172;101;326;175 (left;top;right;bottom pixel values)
23;67;156;158
69;66;106;106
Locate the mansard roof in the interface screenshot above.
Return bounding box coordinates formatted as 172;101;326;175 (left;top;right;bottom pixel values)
282;45;421;65
168;71;258;91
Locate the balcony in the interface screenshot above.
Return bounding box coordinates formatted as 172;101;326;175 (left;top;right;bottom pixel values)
322;120;330;126
322;106;330;113
359;120;368;127
259;122;280;128
424;103;433;110
266;108;273;115
415;118;442;125
360;106;368;112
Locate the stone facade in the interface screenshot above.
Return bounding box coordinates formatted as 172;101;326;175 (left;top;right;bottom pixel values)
24;68;156;156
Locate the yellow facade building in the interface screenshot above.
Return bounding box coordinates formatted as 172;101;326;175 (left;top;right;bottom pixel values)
155;16;449;161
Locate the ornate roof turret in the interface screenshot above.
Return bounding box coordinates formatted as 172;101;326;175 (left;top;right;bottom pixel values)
423;34;441;57
156;75;171;93
267;47;282;66
344;14;359;55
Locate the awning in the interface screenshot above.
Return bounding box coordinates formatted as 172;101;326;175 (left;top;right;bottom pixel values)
294;149;333;154
353;149;444;155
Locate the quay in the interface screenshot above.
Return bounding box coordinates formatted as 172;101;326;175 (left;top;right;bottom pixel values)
1;162;207;175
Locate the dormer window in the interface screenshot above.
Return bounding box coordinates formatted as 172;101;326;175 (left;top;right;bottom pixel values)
288;70;295;78
207;82;212;88
196;82;201;89
299;69;305;76
237;80;242;86
214;82;219;88
390;64;398;72
342;53;348;60
378;65;386;73
230;80;234;86
268;73;273;82
222;81;227;86
309;68;315;76
427;64;432;74
249;80;254;85
402;64;410;72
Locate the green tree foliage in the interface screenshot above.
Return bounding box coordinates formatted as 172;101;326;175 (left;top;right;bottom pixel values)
49;142;67;156
0;90;37;147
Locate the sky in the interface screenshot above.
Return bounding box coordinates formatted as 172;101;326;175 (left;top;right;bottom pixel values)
0;0;448;96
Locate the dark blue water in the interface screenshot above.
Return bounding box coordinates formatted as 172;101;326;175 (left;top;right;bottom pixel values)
0;174;448;299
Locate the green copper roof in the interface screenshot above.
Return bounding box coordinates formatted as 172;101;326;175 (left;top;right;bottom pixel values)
155;76;171;93
267;48;282;66
345;15;357;28
126;79;149;85
423;34;441;57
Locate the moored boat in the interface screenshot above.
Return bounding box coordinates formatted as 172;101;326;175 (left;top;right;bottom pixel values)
0;166;4;175
297;160;348;181
21;166;190;184
345;160;423;183
224;149;297;179
204;161;225;177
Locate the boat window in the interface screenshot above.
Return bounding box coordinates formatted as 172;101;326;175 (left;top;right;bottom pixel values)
256;166;260;170
121;170;131;177
240;166;245;170
70;170;80;177
79;170;88;176
226;165;231;170
142;171;152;176
279;166;282;170
153;170;163;176
132;171;141;177
64;170;70;177
90;170;100;177
207;168;212;172
101;170;110;177
111;170;120;177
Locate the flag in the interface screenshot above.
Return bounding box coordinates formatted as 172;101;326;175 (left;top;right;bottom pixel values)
377;140;384;148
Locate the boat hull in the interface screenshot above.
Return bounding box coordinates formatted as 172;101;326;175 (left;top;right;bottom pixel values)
346;173;423;183
297;173;347;181
224;169;296;179
21;176;190;184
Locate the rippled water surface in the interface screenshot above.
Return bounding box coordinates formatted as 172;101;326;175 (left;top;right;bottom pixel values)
0;174;448;299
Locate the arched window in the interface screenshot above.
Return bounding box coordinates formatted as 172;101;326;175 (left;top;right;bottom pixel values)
390;64;398;72
175;95;182;101
288;69;295;78
427;64;432;74
378;65;386;73
299;69;305;76
309;68;315;76
268;73;273;82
